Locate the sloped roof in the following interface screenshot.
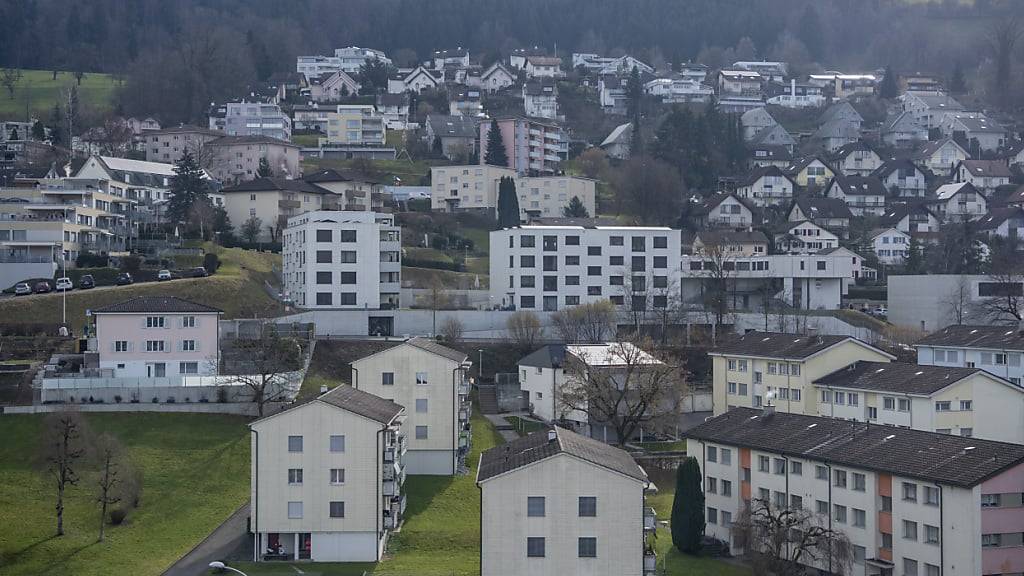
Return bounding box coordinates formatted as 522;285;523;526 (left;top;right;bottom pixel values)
975;206;1024;231
477;426;647;483
221;177;327;194
814;361;990;395
916;324;1024;350
426;115;478;139
406;337;468;363
934;182;980;201
960;159;1012;179
518;345;567;369
207;135;299;148
92;296;223;314
879;203;937;226
831;140;878;161
697;192;758;216
710;331;891;360
790;196;854;220
318;384;405;424
872;158;922;180
740;165;793;187
830;174;887;196
912;137;967;161
600;123;632;147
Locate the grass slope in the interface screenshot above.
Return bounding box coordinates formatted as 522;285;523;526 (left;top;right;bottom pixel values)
0;245;283;328
0;413;250;576
0;70;118;122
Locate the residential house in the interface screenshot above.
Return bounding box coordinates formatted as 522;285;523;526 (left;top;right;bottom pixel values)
872;159;928;198
869;227;911;265
748;124;796;150
710;331;894;415
748;145;794;169
424;115;478;162
879;203;941;234
732;61;787;83
599;123;632;160
143;125;224;164
688;407;1024;576
375;94;410;130
882;111;929;148
643;77;713;104
955;160;1012;195
901;91;965;129
917;324;1024;386
296;47;390;77
524;56;563;79
825;175;888;217
432;49;470;69
306;71;361;103
910;138;969;177
281;211;400;310
774;221;839;255
572;53;654;76
692;230;769;257
787;197;853;239
741;108;779;141
717;70;762;97
210;101;292;142
388;66;441;94
815;101;863;152
900;74;944;93
787;156;835;190
73;155;187;225
736;166;797;208
221;178;332;243
292;105;332;133
249;385;406;562
477;427;652;576
323;106;386;147
430;165;595;220
808;72;877;99
975;207;1024;242
351;338;472;475
206;136;301;185
765;81;825;108
448;86;483;117
931;182;988;221
302;169;385;212
92;296;222;382
517;345;569;423
478;117;566;175
480;62;516;93
693;193;760;229
831;141;883;177
523;78;558;120
598;74;630;115
941;112;1007;153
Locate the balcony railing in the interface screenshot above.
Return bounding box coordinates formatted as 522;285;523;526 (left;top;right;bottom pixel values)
644;507;657;531
643;550;657;575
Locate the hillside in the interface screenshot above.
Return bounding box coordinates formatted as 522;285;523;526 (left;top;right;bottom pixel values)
0;69;118;122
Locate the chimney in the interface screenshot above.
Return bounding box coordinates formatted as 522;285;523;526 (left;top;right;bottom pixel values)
547;429;557;443
320;385;328;394
791;78;796;99
763;390;777;416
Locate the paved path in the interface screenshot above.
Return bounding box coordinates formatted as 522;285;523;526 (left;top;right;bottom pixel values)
484;413;520;442
162;502;250;576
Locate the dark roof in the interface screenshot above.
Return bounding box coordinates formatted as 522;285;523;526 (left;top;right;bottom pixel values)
207;135;299;148
911;137;964;161
92;296;223;314
377;93;409;107
697;192;759;217
959;159;1012;179
710;331;888;360
787;156;833;175
740;165;793;187
790;197;854;220
749;144;793;162
304;168;385;185
695;229;769;245
813;361;990;395
831;140;878;161
879;202;937;227
830;174;886;196
426;115;478;139
523;78;557;96
976;207;1024;231
872;158;922;180
221;177;327;194
477;426;647;483
916;325;1024;351
518;345;567;369
687;408;1024;488
406;337;468;363
318;384;404;424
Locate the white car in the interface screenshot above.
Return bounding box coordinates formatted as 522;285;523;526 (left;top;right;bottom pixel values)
157;269;172;281
55;277;74;291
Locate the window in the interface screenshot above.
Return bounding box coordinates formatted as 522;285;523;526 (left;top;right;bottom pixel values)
721;448;732;465
853;508;866;527
521;296;535;308
339;271;356;284
982;533;1002;548
834;469;847;488
520;235;535;248
610;235;624;246
316;292;332;306
898;398;911;412
566;275;580;286
587;246;601;256
925;564;940;576
416;372;429;385
182;316;196;328
382;372;394;386
415;398;429;413
288;468;303;484
816;500;829;515
902;482;917;502
577;537;597;558
631;236;646;252
587;266;601;276
146;340;165;353
791;495;803;509
526;537;545;557
579;496;597;517
721;510;732;527
179;362;198;374
566;255;580;266
904;558;919;576
520;275;536;288
146;316;165;328
654;256;667;268
316;250;332;263
330;435;345;452
721;480;732;497
654;236;668;249
758;455;770;472
707;446;717;462
816;465;828;480
852;473;866;492
881;495;892;512
960;400;972;411
774;458;786;475
316;229;332;242
924;524;939;544
287;501;303;519
903;520;918;540
935;401;951;412
115;340;128;352
707;507;718;524
790;461;802;475
329;501;345;518
738;383;748;396
316;271;332;284
631;256;646;271
758;488;770;501
706;477;717;494
868;406;878;419
330;468;345;484
521;255;535;268
774;491;786;508
982;493;1001;508
339;251;356;263
884;397;896;410
728;382;737;394
415;426;428;439
566;236;580;246
833;504;847;524
288;436;303;452
181;339;196;352
853;545;866;564
924;486;940;506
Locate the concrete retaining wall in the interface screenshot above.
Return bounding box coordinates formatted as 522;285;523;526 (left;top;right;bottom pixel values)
1;401;290;416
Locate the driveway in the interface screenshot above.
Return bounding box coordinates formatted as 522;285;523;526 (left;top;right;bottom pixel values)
162;502;250;576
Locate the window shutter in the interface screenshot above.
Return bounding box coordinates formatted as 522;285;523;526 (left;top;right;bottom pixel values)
165;341;171;353
194;317;200;328
194;339;200;352
142;318;147;329
129;341;134;352
111;342;117;352
176;340;182;352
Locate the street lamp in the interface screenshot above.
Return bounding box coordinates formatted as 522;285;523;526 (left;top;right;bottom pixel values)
208;561;249;576
478;349;484;380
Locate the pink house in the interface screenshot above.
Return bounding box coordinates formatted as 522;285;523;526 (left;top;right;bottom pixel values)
981;461;1024;575
92;296;222;383
479;116;566;175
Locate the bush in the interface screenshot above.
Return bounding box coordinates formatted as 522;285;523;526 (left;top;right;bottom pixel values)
203;252;221;274
152;397;159;403
114;395;122;403
403;257;464;272
109;508;129;525
75;252;109;268
216;387;228;403
166;396;176;403
120;255;142;272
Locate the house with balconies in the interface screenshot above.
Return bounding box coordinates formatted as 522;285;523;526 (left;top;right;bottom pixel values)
323;105;386;147
916;324;1024;387
693;192;761;229
825;174;888;217
787;197;853;239
955;160;1012;195
931;182;988;222
879;203;941;235
210;100;292;142
523;78;559;120
735;166;797;208
872;159;928;199
477;426;654;576
250;384;406;562
774;221;839;255
351;338;472;475
221;177;331;243
910;137;969;177
478;116;566;175
869;227;911;265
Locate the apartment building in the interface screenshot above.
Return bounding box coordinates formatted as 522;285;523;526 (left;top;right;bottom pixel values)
916;325;1024;386
687;408;1024;576
813;360;1024;443
351;338;471;475
523;78;559;119
281;211;400;310
324;106;386;147
710;331;895;417
477;427;654;576
144;125;224;164
92;297;222;382
296;47;390;78
221;178;331;243
489;224;680;312
303;169;385;212
209;101;292;142
479;117;567;175
250;385;406;562
74;155;180;222
430;165;596;221
147;126;302;184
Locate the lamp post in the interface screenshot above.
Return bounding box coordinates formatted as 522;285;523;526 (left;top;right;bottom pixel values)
478;349;484;381
208;561;249;576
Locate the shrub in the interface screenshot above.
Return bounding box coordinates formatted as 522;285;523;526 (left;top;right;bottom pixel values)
68;396;75;403
75;252;109;268
109;508;128;525
152;397;159;403
120;255;142;272
216;387;228;403
203;252;221;274
114;395;122;403
184;397;190;403
166;396;176;403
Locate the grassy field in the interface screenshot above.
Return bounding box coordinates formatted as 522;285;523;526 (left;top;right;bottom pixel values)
0;69;119;122
0;413;250;576
402;266;488;290
301;157;446;186
0;245;283;329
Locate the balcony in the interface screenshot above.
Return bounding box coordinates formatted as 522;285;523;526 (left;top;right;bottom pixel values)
278;199;300;210
644;507;657;531
384;513;400;529
459;380;470;396
644;550;657;575
459;405;471;423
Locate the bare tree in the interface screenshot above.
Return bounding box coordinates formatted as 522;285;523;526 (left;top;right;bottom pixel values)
551;300;617;344
559;338;686;445
222;331;304;416
977;272;1024;324
941;276;972;326
37;408;91;536
240;215;262;244
731;498;853;576
94;433;135;542
692;241;737;332
422;278;451;335
987;19;1022;107
188;198;216;240
439;317;465;345
0;68;22;100
506;310;544;353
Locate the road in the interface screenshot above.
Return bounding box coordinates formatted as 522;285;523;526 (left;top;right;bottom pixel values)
0;277;204;301
162;502;251;576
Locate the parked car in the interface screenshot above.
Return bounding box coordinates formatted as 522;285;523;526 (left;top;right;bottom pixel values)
190;266;208;278
34;281;52;294
14;282;32;296
872;306;888;317
116;272;134;286
55;277;73;291
158;269;172;281
79;274;95;289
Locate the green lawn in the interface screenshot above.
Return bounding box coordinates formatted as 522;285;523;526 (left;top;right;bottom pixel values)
505;415;547;437
226;410;506;576
0;69;119;122
635;441;688;453
0;413;251;576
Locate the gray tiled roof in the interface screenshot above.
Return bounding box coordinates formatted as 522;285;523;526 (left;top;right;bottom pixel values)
916;325;1024;351
318;384;404;424
406;337;468;363
518;345;567;369
92;296;223;314
790;197;854;220
709;331;885;360
813;361;987;395
221;177;328;194
477;426;647;483
687;407;1024;487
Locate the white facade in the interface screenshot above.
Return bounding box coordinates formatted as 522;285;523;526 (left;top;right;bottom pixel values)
871;228;911;266
644;78;713;104
351;339;471;475
297;47;390;78
518;362;566;423
489;225;680;312
282;211;401;310
430;165;596;221
932;183;988;222
918;339;1024;388
736;170;795;208
776;221;839;254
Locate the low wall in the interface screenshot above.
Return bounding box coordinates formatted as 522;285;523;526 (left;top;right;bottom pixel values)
40;370;305;404
1;401;290;416
0;261;57;290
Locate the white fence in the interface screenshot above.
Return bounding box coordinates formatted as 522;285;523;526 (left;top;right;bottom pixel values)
40;370;304;404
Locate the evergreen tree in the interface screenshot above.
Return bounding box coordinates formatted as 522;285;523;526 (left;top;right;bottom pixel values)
166;150;210;223
9;127;18;140
879;65;899;99
904;236;924;274
497;176;521;227
671;457;705;555
257;156;273;177
626;66;644;155
950;62;967;94
31;120;45;140
563;196;590;218
484;119;509;167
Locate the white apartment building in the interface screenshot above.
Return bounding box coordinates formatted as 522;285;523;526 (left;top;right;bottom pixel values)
869;227;910;266
688;408;1024;576
916;325;1024;386
430;165;596;221
296;47;391;78
489;225;680;312
282;211;400;310
74;155;188;225
324;106;386;147
210;101;292;142
250;385;406;562
351;338;472;475
813;360;1024;444
92;297;222;383
477;427;655;576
